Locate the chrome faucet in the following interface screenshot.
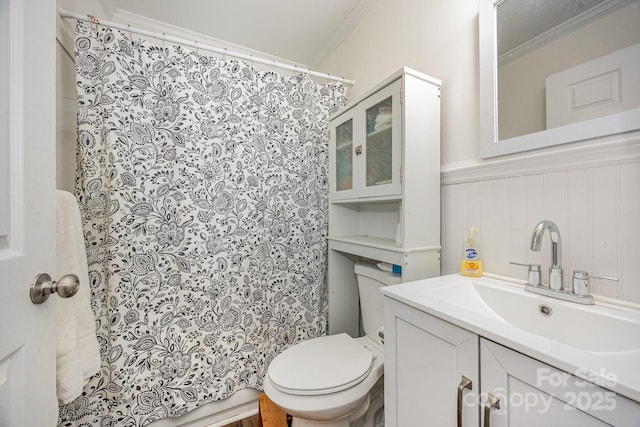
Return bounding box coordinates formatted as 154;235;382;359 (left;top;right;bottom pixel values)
521;220;596;305
530;220;563;291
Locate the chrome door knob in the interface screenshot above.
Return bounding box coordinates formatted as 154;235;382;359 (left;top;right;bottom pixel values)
29;273;80;304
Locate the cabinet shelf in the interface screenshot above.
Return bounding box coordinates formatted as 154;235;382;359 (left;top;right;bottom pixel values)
329;235;441;274
329;236;404;266
329;235;402;251
330;195;402;205
329;235;440;254
366;125;392;140
336;141;353;151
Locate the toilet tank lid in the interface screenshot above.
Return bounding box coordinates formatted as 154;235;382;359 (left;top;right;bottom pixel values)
354;262;402;285
267;333;373;396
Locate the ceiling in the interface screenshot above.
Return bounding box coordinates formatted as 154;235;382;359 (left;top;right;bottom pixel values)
98;0;375;67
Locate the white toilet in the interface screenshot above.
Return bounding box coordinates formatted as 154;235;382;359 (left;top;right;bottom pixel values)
264;262;401;427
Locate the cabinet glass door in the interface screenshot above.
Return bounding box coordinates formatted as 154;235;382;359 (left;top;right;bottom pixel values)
335;118;354;192
365;97;393;187
361;79;402;197
330;109;359;200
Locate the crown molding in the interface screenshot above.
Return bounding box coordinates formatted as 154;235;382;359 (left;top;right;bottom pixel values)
310;0;378;68
97;0;117;19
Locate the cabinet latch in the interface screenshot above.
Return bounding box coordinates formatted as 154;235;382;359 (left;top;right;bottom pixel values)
355;145;363;155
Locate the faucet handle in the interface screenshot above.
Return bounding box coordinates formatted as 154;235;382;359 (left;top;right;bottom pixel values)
572;271;619;296
572;270;590;296
528;264;542;287
510;262;528;267
510;262;542;286
590;274;619;282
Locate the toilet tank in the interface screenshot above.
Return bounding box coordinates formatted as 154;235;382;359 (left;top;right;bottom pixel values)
354;262;402;340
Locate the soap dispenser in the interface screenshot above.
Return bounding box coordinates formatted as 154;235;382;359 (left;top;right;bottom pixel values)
460;227;483;277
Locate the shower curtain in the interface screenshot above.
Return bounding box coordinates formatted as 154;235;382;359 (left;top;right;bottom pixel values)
59;21;346;426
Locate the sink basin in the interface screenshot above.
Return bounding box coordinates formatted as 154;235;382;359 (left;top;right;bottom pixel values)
381;273;640;401
422;279;640;353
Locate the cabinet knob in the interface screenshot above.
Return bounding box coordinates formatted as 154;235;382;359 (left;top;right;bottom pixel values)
354;145;362;155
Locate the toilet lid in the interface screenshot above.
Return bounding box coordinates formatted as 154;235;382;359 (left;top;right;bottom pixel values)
267;333;374;396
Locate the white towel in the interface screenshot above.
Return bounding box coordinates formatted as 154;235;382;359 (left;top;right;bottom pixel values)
55;190;101;405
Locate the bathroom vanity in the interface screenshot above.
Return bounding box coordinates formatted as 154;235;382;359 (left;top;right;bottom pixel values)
327;67;442;336
382;274;640;426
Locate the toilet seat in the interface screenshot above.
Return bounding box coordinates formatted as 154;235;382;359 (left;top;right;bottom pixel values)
267;333;374;396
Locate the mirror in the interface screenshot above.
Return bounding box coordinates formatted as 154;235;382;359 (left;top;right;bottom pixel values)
480;0;640;158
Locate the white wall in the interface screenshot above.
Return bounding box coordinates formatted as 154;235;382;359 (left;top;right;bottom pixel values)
56;0;110;192
318;0;640;304
57;41;77;192
316;0;480;165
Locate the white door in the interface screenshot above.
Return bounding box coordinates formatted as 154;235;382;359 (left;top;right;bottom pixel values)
0;0;58;425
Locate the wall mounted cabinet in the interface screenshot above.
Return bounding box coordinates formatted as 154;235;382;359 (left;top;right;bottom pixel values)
328;68;442;336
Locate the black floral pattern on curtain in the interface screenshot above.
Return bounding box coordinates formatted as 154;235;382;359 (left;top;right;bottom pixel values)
59;21;346;426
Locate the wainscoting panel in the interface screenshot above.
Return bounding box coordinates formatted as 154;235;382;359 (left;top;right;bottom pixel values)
619;163;640;302
441;134;640;304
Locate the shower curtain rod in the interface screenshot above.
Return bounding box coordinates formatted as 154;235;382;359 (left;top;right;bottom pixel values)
58;9;355;86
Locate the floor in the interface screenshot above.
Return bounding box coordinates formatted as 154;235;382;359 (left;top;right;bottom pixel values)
221;414;261;427
221;394;291;427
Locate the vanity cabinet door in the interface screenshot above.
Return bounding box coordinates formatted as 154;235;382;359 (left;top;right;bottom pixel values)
384;298;479;427
480;339;640;427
